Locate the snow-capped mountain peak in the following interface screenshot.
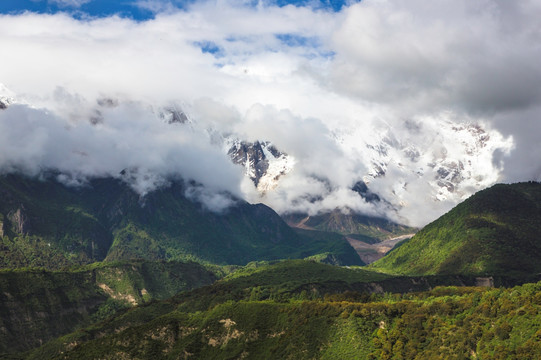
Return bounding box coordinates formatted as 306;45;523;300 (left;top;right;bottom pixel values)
226;139;294;193
0;84;15;109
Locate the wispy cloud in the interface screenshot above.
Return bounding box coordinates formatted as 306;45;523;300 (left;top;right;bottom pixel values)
49;0;92;8
133;0;181;14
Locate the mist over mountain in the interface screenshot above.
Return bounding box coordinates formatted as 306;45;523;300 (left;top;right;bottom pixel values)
2;0;541;227
0;88;514;227
0;173;363;268
2;2;541;358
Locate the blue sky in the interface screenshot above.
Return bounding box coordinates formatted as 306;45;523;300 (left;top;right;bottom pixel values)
0;0;157;20
0;0;350;20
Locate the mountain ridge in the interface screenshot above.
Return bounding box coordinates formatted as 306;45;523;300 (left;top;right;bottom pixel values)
20;260;541;360
0;173;362;269
2;181;541;358
0;90;513;227
371;181;541;276
283;209;416;241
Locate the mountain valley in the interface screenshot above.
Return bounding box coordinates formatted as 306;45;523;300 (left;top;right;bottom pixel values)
1;1;541;357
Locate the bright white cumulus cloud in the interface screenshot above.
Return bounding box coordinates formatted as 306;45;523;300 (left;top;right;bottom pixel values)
0;0;539;226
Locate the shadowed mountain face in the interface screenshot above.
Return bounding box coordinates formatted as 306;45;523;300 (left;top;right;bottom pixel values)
0;260;217;354
371;182;541;276
0;174;360;268
283;209;416;242
283;209;417;264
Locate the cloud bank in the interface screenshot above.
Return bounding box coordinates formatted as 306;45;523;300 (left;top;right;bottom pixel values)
0;98;243;211
1;0;540;226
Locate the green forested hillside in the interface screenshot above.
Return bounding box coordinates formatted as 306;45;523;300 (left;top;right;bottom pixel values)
0;260;217;354
292;228;367;265
371;182;541;276
0;175;113;268
0;174;361;268
21;260;541;360
4;177;541;359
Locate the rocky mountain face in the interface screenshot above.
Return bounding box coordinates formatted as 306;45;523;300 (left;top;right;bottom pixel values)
157;105;190;124
335;121;497;199
351;180;381;203
0;84;14;109
0;96;12;110
283;209;415;241
283;208;417;264
226;140;294;193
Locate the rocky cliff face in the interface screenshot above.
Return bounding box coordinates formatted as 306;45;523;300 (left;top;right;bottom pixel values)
333;120;501;205
7;206;30;235
352;180;381;203
0;92;13;109
283;208;416;240
0;215;5;238
226;140;294;193
0;261;217;355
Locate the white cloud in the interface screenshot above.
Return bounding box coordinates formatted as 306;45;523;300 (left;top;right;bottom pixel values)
0;0;539;225
328;0;541;114
49;0;92;8
134;0;179;14
0;98;244;211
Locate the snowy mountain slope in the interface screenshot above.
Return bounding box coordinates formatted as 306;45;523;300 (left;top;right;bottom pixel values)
332;118;509;204
228;117;511;223
225;139;294;193
0;84;513;226
0;85;14;109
